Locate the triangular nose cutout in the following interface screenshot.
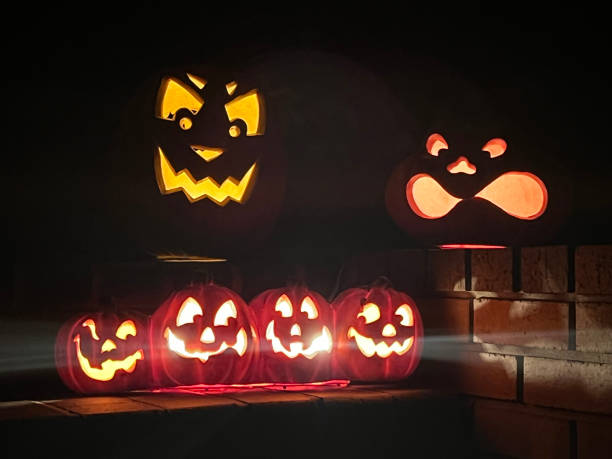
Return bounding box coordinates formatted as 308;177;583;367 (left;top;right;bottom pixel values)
447;156;477;175
200;327;215;343
290;324;301;336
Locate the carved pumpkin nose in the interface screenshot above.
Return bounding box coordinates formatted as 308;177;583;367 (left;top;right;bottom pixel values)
101;339;117;353
200;327;215;343
190;145;224;162
290;324;302;336
447;156;477;175
382;324;397;337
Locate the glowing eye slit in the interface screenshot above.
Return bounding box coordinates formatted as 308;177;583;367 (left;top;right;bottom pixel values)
357;303;380;324
213;300;238;326
275;295;293;317
82;319;100;341
176;297;203;326
395;304;414;327
300;296;318;319
116;320;137;340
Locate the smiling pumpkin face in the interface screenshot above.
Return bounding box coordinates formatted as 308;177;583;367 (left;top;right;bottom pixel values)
154;73;264;206
55;312;150;394
250;285;334;383
150;283;258;386
333;285;423;382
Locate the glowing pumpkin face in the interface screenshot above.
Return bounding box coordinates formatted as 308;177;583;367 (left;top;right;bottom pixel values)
333;285;423;382
385;131;554;246
250;286;334;383
55;312;150;394
150;283;258;385
154;73;265;206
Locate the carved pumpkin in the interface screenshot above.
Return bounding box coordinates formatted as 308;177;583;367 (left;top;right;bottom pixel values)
111;66;287;256
250;285;334;383
332;282;423;382
150;283;258;386
55;312;150;393
385;130;562;246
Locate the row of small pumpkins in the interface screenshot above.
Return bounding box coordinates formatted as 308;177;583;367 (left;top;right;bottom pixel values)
56;282;422;394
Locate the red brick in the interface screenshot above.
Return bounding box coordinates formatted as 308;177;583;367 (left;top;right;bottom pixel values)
575;245;612;294
473;299;568;349
417;298;470;339
576;302;612;353
454;351;516;400
427;249;466;291
578;417;612;459
474;401;570;459
471;248;513;291
524;357;612;414
521;246;568;293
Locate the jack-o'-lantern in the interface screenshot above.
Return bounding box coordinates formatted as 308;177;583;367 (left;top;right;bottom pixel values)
110;65;287;256
385;130;565;247
333;281;423;382
55;312;150;393
250;284;333;383
150;283;258;386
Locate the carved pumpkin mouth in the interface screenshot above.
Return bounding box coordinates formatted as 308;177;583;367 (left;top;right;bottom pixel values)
74;335;144;382
155;147;257;206
164;327;248;363
347;327;414;358
406;171;548;220
265;321;332;359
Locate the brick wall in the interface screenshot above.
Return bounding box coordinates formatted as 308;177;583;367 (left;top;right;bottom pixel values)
418;245;612;459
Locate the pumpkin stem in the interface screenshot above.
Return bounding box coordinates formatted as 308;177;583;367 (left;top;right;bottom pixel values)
287;265;307;287
369;276;394;290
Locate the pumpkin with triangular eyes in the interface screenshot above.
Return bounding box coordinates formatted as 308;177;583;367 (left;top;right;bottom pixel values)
332;283;423;382
385;131;561;246
55;312;150;393
250;285;334;383
150;283;258;386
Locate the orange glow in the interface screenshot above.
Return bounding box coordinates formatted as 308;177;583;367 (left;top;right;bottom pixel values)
155;77;204;121
357;303;380;324
165;327;248;362
213;300;238;326
475;171;548;220
190;145;224;162
176;297;203;327
406;173;462;219
74;335;143;381
300;296;318;319
155;147;257;205
439;244;507;249
225;89;265;136
265;321;332;359
82;319;100;341
347;327;414;358
116;320;137;340
447;156;477;174
225;81;237;95
395;304;414;327
186;73;207;90
482;138;507;158
274;295;293;318
426;133;448;156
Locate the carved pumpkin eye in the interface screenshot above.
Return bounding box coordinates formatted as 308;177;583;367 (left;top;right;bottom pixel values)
426;133;448;156
300;296;319;319
395;304;414;327
213;300;238;326
155;77;204;121
275;294;293;318
358;303;381;324
116;320;137;340
82;319;100;340
176;297;203;326
482;138;507;158
179;117;193;130
225;89;265;136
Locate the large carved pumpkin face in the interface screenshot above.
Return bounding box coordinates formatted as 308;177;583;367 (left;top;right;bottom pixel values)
333;285;423;382
55;312;150;394
150;283;258;386
250;286;333;383
385;130;557;246
154;73;264;206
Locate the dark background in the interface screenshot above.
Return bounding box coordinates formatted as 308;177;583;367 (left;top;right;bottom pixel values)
1;6;610;399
